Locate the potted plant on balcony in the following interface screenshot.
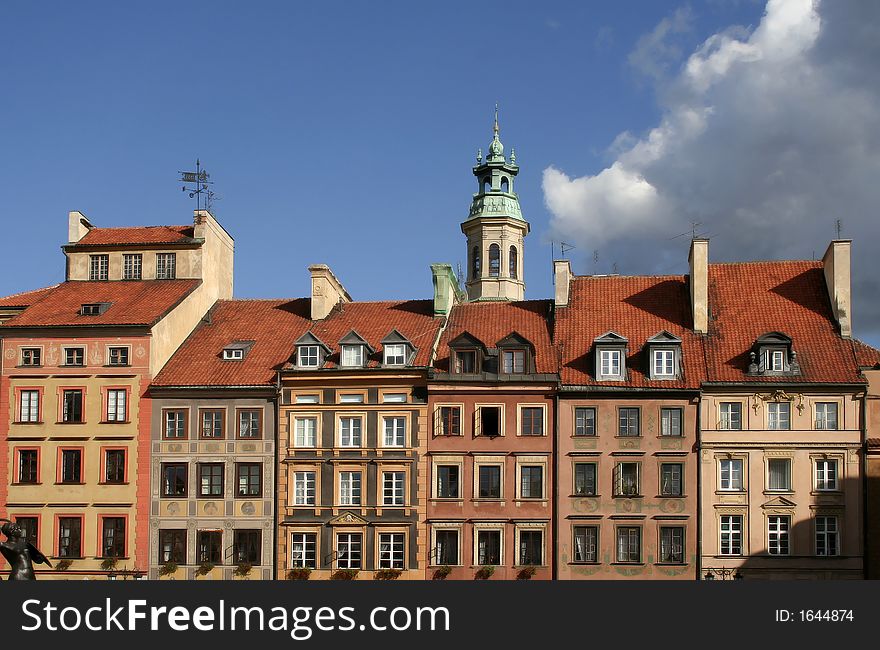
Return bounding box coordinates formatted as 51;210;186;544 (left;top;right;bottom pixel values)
516;566;536;580
329;568;358;580
195;561;215;578
432;565;452;580
54;559;72;572
100;557;118;572
158;561;178;578
474;565;495;580
233;562;253;579
286;567;312;580
374;568;402;580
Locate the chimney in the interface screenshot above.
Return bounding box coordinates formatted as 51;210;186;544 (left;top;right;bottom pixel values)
309;264;352;320
689;238;709;334
68;211;93;243
554;260;572;307
822;240;852;337
431;264;464;317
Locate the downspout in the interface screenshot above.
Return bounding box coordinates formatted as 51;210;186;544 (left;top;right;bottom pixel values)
695;389;703;581
273;371;282;580
861;389;868;579
552;389;560;581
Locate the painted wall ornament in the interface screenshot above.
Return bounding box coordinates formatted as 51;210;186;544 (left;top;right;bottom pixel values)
0;519;51;580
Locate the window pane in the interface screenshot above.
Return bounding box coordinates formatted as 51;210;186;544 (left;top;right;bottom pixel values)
661;408;682;436
574;407;596;436
573;526;598;562
618;408;639;436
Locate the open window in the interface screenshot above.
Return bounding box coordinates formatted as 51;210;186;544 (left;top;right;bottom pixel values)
477;405;502;437
748;332;800;376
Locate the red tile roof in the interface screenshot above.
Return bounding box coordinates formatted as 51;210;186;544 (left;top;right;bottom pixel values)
705;261;867;383
555;275;705;388
287;300;441;370
0;280;200;328
436;300;556;374
0;286;58;308
153;299;312;386
853;339;880;369
73;225;195;246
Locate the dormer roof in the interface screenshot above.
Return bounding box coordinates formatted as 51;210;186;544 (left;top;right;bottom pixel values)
338;330;376;353
295;331;331;353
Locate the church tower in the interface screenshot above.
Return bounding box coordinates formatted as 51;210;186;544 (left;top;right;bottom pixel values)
462;107;529;301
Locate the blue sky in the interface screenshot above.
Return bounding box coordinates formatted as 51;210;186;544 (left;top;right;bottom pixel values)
7;2;879;348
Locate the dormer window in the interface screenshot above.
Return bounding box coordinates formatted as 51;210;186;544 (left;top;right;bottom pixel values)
338;331;373;368
341;345;364;367
593;331;627;381
299;346;319;367
497;333;533;375
502;349;525;374
381;330;414;368
455;350;477;373
749;332;800;376
80;302;111;316
293;332;331;370
222;341;254;361
645;332;682;380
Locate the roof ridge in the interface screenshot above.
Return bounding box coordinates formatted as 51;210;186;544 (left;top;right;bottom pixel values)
0;284;59;301
87;224;191;231
709;259;822;267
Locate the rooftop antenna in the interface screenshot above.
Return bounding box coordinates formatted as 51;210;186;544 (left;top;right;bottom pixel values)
835;218;843;239
560;241;575;257
612;261;618;275
179;159;213;211
593;249;599;275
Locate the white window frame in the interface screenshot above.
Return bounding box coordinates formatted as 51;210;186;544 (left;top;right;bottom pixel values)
815;515;839;557
381;393;407;403
340;345;364;367
339;393;365;404
652;349;675;378
19;390;40;423
660;407;682;436
719;515;743;556
599;349;621;379
382;471;406;506
222;349;244;360
767;515;790;556
770;349;785;372
719;402;742;430
336;532;362;569
106;389;127;422
815;402;839;430
815;458;838;491
122;253;142;280
382;416;406;448
293;416;318;448
156;253;176;280
377;532;405;569
339;471;362;506
89;254;109;281
383;343;407;366
290;532;317;568
719;458;743;491
338;416;363;448
292;471;316;506
297;345;320;368
768;402;791;430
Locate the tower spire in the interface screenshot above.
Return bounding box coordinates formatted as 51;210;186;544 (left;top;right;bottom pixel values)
494;103;499;136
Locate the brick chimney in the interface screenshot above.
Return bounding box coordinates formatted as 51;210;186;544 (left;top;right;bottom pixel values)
689;238;709;334
554;260;572;307
309;264;351;320
822;240;852;338
68;210;92;243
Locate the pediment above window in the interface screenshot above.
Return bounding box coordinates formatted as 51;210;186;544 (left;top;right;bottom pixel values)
749;331;800;376
593;331;628;345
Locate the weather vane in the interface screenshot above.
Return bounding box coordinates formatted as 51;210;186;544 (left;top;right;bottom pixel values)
178;159;214;211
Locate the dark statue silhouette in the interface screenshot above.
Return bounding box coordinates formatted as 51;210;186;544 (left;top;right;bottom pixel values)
0;519;51;580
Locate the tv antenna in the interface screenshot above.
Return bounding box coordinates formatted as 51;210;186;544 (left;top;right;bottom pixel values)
179;159;214;211
835;219;843;239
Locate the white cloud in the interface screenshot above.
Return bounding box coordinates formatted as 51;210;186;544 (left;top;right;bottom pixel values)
544;0;880;341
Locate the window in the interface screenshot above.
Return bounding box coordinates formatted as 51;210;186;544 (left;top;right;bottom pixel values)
573;526;598;563
599;349;621;378
164;410;187;438
574;407;596;436
15;517;38;546
339;471;362;506
488;243;500;277
815;403;839;430
768;458;791;491
614;463;640;497
336;533;361;569
382;393;407;403
509;246;518;279
340;345;364;367
64;348;84;366
573;463;597;496
437;465;459;499
455;350;477;373
660;463;683;496
383;471;405;506
233;530;261;564
338;394;363;404
106;389;127;422
815;516;839;557
383;416;406;447
720;515;742;555
198;463;224;497
435;530;459;565
238;410;261;438
520;465;543;499
62;390;83;422
659;527;685;564
502;349;526;374
653;349;675;377
58;518;82;558
21;348;41;366
80;303;104;316
223;349;244;361
519;530;543;565
158;530;186;564
89;254;109;281
18;450;38;484
618;408;640;436
200;409;224;438
339;417;362;447
768;402;791;430
156;253;176;280
661;408;682;436
290;533;317;569
378;533;405;569
720;458;743;491
108;347;129;366
478;465;502;499
438;406;461;436
383;344;407;366
477;530;501;565
294;417;317;447
19;390;39;423
719;402;742;430
198;531;222;564
770;349;785;372
60;449;82;483
293;471;316;506
815;459;838;491
298;345;320;368
161;463;187;497
472;246;481;278
478;406;501;437
768;516;790;555
123;254;142;280
236;463;261;497
616;527;641;563
104;449;126;484
520;406;544;435
101;517;126;558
